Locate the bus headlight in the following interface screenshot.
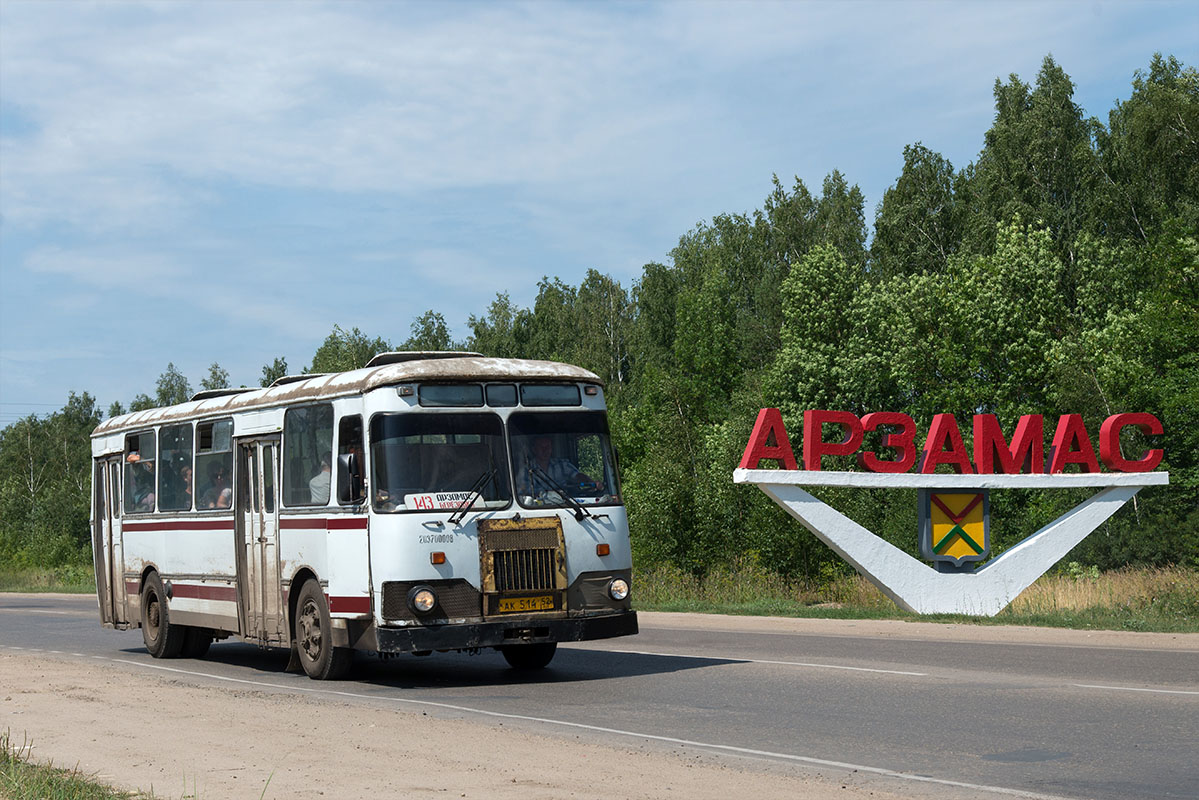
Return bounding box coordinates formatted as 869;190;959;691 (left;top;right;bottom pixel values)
607;578;629;601
408;586;438;614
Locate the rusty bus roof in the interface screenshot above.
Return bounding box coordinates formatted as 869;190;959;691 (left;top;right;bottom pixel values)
93;356;602;437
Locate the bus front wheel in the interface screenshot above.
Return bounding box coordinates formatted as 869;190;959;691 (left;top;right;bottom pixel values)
293;579;352;680
500;642;557;670
141;573;185;658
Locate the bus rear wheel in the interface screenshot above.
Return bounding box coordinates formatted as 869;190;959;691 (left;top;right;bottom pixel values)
500;642;557;670
293;579;352;680
141;573;185;658
181;627;212;658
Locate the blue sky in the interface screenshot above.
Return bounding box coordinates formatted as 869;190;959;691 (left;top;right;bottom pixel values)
1;0;1196;424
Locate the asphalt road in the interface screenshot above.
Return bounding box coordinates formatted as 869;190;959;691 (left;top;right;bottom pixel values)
2;593;1196;800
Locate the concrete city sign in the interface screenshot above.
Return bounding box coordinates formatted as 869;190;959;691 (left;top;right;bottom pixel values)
740;408;1164;474
734;409;1168;615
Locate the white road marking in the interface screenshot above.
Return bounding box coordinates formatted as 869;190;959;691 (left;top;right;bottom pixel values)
27;609;70;614
1073;683;1199;696
109;657;1064;800
587;647;927;676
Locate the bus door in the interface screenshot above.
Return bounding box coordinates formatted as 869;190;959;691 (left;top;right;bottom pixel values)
92;457;127;626
236;437;285;645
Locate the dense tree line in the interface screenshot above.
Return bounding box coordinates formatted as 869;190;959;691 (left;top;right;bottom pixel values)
3;55;1195;580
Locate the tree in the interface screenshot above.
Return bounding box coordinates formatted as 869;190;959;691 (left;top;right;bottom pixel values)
260;356;288;387
813;170;868;268
673;261;737;424
759;174;819;274
308;325;392;373
1093;54;1199;242
574;270;632;388
628;263;680;370
526;278;579;363
467;293;531;358
107;400;125;419
872;143;965;277
200;362;230;391
155;363;191;407
767;245;862;417
403;310;455;351
964;56;1099;266
129;394;155;412
0;393;101;567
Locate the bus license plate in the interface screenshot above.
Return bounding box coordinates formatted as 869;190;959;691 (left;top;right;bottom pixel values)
497;595;555;613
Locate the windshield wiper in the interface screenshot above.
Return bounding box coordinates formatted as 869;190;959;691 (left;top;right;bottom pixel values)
448;467;497;526
528;463;594;521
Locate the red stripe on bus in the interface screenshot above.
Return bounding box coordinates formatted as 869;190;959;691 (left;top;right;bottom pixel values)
328;595;371;614
123;520;235;532
172;583;238;602
279;517;367;531
326;517;368;530
279;518;324;530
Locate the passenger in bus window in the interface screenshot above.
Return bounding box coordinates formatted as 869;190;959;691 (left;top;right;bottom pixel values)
200;464;231;509
127;452;156;511
181;465;194;509
309;452;331;504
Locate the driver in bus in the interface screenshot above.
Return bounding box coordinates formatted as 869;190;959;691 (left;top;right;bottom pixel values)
519;436;599;496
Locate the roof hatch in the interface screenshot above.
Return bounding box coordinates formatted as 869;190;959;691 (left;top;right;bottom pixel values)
364;351;483;368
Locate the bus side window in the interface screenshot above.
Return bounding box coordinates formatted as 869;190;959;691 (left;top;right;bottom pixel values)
283;404;334;506
109;463;121;517
262;446;275;513
337;415;364;505
158;423;194;512
196;419;233;510
124;431;156;513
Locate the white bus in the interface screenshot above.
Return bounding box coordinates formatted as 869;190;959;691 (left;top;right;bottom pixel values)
90;352;636;679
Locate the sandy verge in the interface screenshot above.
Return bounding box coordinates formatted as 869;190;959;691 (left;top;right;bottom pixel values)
2;651;915;800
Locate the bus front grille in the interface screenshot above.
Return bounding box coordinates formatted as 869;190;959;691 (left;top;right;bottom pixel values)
477;516;568;614
493;547;556;592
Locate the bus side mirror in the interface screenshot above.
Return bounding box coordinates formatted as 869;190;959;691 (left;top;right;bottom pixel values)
337;452;364;504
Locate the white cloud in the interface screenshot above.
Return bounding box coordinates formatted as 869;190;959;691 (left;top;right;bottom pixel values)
1;2;706;233
1;0;1194;414
25;245;185;285
3;0;1091;233
21;244;319;339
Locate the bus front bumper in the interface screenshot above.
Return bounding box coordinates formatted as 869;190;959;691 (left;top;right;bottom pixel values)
374;610;638;653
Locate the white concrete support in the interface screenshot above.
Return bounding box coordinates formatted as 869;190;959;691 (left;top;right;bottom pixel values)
739;470;1166;616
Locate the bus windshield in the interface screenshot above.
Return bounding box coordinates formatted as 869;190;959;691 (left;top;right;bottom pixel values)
510;411;621;508
371;413;511;513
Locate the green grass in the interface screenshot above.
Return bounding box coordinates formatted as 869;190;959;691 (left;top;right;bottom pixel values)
635;561;1199;633
0;565;96;594
0;731;139;800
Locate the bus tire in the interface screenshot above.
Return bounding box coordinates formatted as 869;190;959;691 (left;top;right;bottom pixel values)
294;579;352;680
141;573;185;658
500;642;557;670
181;626;212;658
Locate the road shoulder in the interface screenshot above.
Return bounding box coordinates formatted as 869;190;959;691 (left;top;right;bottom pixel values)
1;650;919;800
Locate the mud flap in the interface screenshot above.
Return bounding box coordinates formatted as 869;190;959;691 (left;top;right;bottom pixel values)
284;645;304;674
